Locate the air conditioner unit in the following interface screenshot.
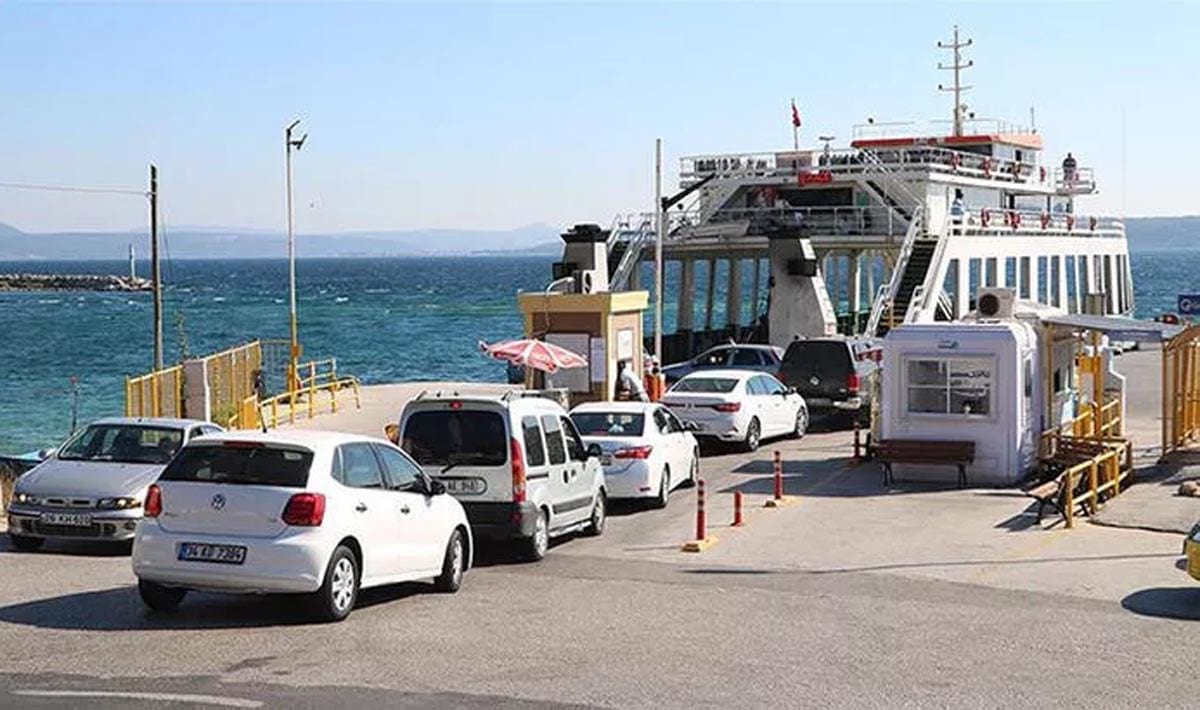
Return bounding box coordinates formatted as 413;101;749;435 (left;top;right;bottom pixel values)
576;269;605;294
976;287;1016;320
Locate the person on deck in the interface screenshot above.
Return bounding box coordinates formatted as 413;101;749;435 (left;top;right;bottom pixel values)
1062;152;1077;182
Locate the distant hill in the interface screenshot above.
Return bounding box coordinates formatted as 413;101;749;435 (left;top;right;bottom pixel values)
1125;216;1200;252
0;222;563;260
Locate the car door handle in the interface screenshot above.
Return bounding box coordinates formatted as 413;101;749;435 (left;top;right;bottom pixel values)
400;504;411;514
355;502;368;513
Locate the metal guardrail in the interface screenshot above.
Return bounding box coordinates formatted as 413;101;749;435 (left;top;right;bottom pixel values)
125;365;184;418
952;208;1123;238
851;118;1033;140
226;374;363;430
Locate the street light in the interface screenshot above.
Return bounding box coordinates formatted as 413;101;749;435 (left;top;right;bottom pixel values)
285;119;307;392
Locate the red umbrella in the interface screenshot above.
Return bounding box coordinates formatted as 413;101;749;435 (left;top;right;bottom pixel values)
480;339;587;374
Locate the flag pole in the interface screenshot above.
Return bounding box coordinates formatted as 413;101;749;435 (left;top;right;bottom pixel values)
792;98;799;151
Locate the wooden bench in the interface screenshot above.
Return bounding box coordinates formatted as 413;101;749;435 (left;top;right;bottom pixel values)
1024;469;1092;523
876;439;975;488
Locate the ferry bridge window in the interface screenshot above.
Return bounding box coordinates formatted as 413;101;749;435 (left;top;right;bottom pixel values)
905;357;992;417
968;259;981;310
985;258;997;288
1103;255;1114;313
1078;255;1089;297
1067;256;1080;313
942;259;959;318
1019;257;1031;299
1050;256;1061;308
1037;256;1049;304
1005;257;1016;289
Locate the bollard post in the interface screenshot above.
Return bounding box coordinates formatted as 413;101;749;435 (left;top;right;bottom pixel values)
732;490;745;527
695;479;707;542
773;450;784;500
852;425;862;463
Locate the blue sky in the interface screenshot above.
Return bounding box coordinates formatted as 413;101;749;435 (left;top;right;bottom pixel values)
0;2;1196;233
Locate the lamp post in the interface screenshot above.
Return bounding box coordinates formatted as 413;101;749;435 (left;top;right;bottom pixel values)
285;119;307;392
819;135;836;161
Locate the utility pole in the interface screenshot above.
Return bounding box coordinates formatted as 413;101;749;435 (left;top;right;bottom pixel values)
149;164;163;370
937;25;974;137
285;119;307;392
654;138;664;363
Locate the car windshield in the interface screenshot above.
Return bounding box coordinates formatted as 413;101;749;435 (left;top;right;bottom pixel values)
159;444;313;487
57;424;184;465
671;377;738;393
402;409;508;467
570;412;645;437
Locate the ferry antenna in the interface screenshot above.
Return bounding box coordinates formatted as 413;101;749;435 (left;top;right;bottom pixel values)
936;25;974;137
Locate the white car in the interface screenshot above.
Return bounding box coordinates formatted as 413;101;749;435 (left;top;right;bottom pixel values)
662;370;808;452
569;402;700;507
397;392;607;561
132;430;471;622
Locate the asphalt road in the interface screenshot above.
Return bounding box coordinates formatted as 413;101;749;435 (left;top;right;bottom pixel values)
3;422;1200;708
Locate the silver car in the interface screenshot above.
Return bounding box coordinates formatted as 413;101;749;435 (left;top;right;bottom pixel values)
7;417;222;550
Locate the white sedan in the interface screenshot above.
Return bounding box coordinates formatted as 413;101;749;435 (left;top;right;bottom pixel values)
570;402;700;508
662;369;808;452
132;430;471;622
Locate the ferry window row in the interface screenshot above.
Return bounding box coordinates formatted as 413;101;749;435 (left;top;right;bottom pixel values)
942;253;1132;317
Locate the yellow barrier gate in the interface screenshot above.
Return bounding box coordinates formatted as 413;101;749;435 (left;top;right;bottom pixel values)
1163;324;1200;456
125;365;185;418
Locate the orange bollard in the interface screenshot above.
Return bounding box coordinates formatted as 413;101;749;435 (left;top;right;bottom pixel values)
732;490;745;527
695;479;707;541
773;450;784;500
852;425;862;463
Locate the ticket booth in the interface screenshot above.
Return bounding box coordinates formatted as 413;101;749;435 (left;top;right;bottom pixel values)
517;291;649;407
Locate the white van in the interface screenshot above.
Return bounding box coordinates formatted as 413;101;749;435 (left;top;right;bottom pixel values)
397;392;607;560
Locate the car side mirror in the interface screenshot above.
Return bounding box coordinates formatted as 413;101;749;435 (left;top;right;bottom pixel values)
684;421;700;432
787;387;798;395
37;447;57;460
384;423;400;445
586;443;603;459
426;477;446;496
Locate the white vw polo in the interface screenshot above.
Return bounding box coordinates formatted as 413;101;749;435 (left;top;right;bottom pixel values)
131;430;471;622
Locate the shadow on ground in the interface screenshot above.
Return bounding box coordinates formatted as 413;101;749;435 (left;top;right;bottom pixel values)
1121;586;1200;621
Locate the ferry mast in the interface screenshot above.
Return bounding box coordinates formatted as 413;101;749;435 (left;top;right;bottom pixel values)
937;25;974;137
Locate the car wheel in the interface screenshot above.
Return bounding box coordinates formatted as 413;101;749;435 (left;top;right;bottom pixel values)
7;534;43;552
137;579;186;612
522;508;550;561
654;467;670;509
743;418;761;452
434;529;466;593
313;544;359;622
585;492;607;536
792;407;809;439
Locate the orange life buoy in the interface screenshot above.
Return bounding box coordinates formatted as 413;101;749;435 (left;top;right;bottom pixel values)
1012;211;1022;229
1039;166;1047;182
950;153;961;171
981;208;991;227
1040;212;1051;229
982;158;992;177
1066;214;1075;231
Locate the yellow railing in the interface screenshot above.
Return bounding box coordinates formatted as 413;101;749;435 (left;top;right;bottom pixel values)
1057;438;1134;529
1163;326;1200;456
1038;393;1123;459
225;375;363;430
125;365;185;418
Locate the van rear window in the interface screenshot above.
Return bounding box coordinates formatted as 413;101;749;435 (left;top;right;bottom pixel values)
783;342;854;378
159;444;313;488
402;410;508;467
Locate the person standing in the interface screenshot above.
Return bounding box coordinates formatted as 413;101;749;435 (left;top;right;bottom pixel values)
615;360;648;402
1062;152;1077;182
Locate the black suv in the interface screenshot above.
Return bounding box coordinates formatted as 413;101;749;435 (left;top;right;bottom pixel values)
777;338;879;425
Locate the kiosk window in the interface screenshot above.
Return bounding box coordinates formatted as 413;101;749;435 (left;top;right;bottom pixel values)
905;357;992;417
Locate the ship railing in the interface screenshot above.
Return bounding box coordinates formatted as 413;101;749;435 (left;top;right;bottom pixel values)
670;206;908;241
1054;166;1097;193
851;118;1032;140
950;207;1123;238
680;145;1050;188
864;204;926;336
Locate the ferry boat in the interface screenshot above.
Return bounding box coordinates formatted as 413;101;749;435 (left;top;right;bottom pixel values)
551;27;1132;363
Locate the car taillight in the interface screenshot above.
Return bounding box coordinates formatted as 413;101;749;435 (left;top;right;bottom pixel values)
281;493;326;526
713;402;741;413
144;484;162;518
614;445;653;459
510;437;526;503
847;372;861;393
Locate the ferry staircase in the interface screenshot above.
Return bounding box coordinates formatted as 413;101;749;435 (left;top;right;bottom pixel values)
607;213;655;291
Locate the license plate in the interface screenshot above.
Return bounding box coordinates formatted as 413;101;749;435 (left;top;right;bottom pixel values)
442;478;486;495
177;542;247;565
40;512;91;527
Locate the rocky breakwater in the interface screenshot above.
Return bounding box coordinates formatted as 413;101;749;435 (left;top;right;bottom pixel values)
0;273;153;292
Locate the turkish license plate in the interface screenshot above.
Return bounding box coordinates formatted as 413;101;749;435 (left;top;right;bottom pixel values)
178;542;247;565
442;478;486;495
41;512;91;527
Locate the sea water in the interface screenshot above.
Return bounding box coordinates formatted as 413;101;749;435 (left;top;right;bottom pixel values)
0;251;1193;452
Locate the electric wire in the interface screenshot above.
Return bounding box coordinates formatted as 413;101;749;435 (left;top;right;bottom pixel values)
0;181;147;197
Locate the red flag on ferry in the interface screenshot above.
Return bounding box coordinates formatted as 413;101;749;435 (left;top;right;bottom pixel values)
791;101;802;128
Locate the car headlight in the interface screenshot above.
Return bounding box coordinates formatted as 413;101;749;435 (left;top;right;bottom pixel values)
96;497;142;510
13;492;34;505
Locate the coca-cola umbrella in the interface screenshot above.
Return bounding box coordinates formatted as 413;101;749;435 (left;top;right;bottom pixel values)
479;338;587;374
